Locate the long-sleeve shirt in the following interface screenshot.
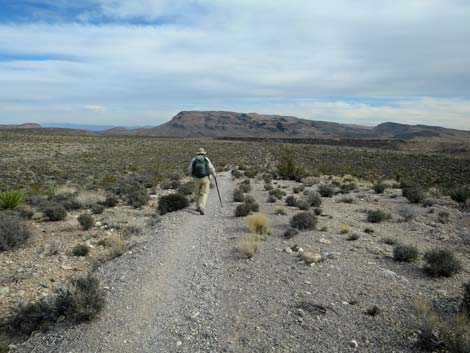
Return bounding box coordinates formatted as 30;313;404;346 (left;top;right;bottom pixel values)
188;156;216;177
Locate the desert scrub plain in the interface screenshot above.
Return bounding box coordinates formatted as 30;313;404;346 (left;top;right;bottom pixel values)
0;130;469;352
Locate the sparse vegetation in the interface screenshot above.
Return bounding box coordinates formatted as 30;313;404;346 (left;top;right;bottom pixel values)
78;214;94;230
41;202;67;221
367;210;391;223
373;182;386;194
290;212;317;230
246;213;269;235
0;189;24;210
158;194;189;215
393;244;419;262
238;234;260;258
448;185;470;204
274;205;286;215
269;188;286;200
423;248;461;277
72;244;90;257
0;213;31;251
402;185;425;204
399;206;417;222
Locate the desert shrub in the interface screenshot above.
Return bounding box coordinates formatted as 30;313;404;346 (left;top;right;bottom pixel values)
77;190;106;208
276;151;305;181
393;244;419;262
318;184;335;197
238;234;260;258
6;298;57;336
54;274;105;322
41;202;67;221
231;169;243;179
283;227;298;239
373;182;386;194
103;194;118;208
241;179;250;185
462;282;470;317
0;334;10;353
448;186;470;204
347;233;360;241
14;205;34;219
109;236;128;258
233;189;245;202
382;237;397;245
158;194;189;215
264;183;273;191
402;185;425;204
78;214;94;230
437;211;450;224
91;204;104;215
423;249;461;277
304;191;322;207
243;196;259;212
0;213;31;252
338;196;354;204
72;244;90;257
239;183;251;194
177;181;194;196
48;194;81;211
297;200;310;210
274;205;286;215
127;187;148;208
266;195;277;203
290;212;317;230
244;168;258;178
313;207;322;216
262;173;273;184
269;188;285;200
422;199;434;207
293;185;305;194
246;213;269;235
367;210;391;223
160;179;180;190
340;182;356;194
364;227;375;234
0;189;24;210
399;206;417;222
365;305;381;316
235;204;251;217
285;195;298;207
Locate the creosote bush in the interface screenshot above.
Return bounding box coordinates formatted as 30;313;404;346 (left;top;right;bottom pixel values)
423;248;461;277
177;181;194;196
41;202;67;221
127;187;148;208
103;194;118;208
243;196;259;213
373;182;386;194
318;184;335;198
91;203;105;215
276;151;305;181
274;205;286;215
462;282;470;317
448;185;470;204
72;244;90;257
235;204;251;217
0;213;31;252
402;185;425;204
283;228;299;239
6;274;104;336
367;210;391;223
293;185;305;194
399;206;417;222
285;195;297;207
158;193;189;215
269;188;286;200
393;244;419;262
290;212;317;230
0;189;24;210
246;213;269;235
233;189;245;202
78;214;94;230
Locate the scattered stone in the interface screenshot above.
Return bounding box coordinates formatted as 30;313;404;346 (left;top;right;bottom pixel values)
350;339;359;349
284;247;293;254
0;287;10;297
318;238;331;244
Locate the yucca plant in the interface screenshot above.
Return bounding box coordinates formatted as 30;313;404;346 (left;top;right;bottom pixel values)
0;189;24;210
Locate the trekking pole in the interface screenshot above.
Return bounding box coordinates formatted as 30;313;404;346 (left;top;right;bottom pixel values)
213;175;223;208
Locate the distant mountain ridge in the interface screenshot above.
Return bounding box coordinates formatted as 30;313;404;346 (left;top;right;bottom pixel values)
107;111;470;140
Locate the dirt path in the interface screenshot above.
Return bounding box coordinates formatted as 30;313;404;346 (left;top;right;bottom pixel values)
14;173;469;352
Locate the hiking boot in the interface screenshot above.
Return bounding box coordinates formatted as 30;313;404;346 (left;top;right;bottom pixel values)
199;208;205;215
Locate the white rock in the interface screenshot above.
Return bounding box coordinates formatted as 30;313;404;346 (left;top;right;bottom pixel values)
284;247;293;254
350;339;359;349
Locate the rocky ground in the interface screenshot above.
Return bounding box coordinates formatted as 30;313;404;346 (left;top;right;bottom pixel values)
9;172;470;352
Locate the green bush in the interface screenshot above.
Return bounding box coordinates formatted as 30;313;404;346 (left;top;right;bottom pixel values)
72;244;90;257
91;204;104;215
290;212;317;230
293;185;305;194
41;202;67;221
305;191;322;207
177;181;194;196
285;195;297;207
0;213;31;252
462;281;470;317
103;194;118;207
231;169;243;179
239;183;251;194
373;182;386;194
243;196;259;212
127;188;148;208
402;185;425;203
340;183;356;194
0;189;24;210
233;189;245;202
318;184;335;197
48;194;81;211
448;186;470;204
276;151;305;181
235;204;251;217
297;200;310;210
78;214;94;230
269;188;285;200
393;244;419;262
266;195;277;203
367;210;391;223
160;179;180;190
423;249;461;277
283;228;299;239
158;194;189;215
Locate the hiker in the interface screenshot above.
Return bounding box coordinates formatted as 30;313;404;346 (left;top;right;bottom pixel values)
188;148;216;215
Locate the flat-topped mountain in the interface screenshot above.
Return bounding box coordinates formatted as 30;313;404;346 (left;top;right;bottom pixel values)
109;111;470;140
0;123;41;129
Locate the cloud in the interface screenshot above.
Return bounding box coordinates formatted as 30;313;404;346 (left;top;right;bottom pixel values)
0;0;469;128
83;104;107;112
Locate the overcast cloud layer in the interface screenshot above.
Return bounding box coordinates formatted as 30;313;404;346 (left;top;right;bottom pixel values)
1;0;470;129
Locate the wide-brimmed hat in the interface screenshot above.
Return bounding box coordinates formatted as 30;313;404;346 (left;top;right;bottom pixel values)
197;148;207;155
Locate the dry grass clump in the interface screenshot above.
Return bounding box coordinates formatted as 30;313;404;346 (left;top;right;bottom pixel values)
76;190;106;208
246;213;270;236
238;234;260;259
274;205;286;215
340;224;350;234
109;235;128;258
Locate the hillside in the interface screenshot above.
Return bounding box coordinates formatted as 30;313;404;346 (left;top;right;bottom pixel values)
0;123;41;129
103;111;470;140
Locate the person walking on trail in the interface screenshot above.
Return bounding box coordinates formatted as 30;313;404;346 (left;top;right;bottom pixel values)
188;148;216;215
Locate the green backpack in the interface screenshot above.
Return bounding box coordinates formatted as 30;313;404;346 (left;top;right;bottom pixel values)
192;156;209;178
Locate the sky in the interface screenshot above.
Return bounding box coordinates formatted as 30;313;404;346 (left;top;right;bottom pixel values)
1;0;470;129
